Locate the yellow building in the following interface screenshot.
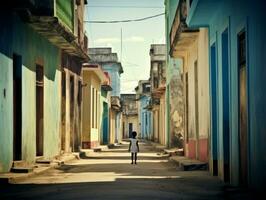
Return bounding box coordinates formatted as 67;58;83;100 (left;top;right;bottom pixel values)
81;64;108;148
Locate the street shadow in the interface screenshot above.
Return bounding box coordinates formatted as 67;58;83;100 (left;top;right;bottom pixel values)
80;155;169;160
57;162;175;176
0;177;228;200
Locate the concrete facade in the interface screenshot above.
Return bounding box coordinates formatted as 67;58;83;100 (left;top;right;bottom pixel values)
81;64;107;149
187;0;266;189
0;1;89;172
0;12;61;172
121;94;138;139
135;81;153;140
60;0;88;153
88;48;123;144
149;44;167;145
166;0;210;161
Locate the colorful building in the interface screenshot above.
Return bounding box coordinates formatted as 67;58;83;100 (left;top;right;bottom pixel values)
135;80;153;140
121;94;138;139
187;0;266;189
60;0;88;154
81;64;110;149
100;72;112;145
88;48;123;144
0;0;88;172
166;0;210;162
149;44;167;145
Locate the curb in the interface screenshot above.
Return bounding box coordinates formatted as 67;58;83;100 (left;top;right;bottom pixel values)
0;154;78;184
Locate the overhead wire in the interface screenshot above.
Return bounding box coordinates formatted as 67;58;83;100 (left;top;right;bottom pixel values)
84;12;165;23
87;5;164;8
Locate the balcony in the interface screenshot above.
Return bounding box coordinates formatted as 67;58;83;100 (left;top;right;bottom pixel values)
14;0;89;61
101;72;112;91
111;96;121;111
169;0;199;57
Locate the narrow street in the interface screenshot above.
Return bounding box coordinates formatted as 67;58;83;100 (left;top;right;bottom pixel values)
1;141;227;200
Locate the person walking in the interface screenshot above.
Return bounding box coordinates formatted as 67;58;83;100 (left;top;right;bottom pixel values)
128;131;139;164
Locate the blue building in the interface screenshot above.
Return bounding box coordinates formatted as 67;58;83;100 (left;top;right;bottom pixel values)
135;80;153;140
89;48;123;143
187;0;266;189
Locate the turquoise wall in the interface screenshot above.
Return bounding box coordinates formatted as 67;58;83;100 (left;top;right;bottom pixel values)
0;12;61;172
140;96;152;139
0;53;13;172
188;0;266;189
101;64;121;97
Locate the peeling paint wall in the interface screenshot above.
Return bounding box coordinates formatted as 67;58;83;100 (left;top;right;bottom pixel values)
168;58;184;148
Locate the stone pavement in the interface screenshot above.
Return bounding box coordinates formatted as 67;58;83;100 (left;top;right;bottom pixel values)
0;141;254;200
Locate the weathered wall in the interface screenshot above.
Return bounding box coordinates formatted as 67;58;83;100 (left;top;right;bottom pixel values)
168;58;184;148
159;94;166;145
0;13;61;171
197;28;210;161
109;110;116;144
188;0;266;188
101;64;121;97
123;115;139;138
0;53;13;172
165;0;184;148
139;96;152;139
81;71;101;148
152;106;160;142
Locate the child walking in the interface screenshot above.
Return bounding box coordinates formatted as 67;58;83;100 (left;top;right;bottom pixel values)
128;131;139;164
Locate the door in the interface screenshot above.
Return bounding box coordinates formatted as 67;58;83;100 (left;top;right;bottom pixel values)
61;70;66;152
129;123;133;138
211;43;218;176
222;28;230;182
36;64;44;156
238;30;248;185
13;54;22;161
103;102;109;144
70;75;75;151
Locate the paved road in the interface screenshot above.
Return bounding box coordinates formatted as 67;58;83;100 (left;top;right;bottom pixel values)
0;141;249;199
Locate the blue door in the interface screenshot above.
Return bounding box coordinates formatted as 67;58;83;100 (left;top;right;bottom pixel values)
103;102;109;144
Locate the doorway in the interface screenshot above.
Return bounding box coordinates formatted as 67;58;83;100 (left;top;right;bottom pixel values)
70;75;75;151
129;123;133;138
36;64;44;157
103;102;109;144
211;43;218;176
13;54;22;161
61;70;66;152
222;28;230;182
238;30;248;185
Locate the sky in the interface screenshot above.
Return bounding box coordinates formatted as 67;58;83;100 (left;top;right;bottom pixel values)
84;0;165;93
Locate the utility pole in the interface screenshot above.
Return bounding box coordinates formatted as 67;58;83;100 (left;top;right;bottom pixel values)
120;28;123;62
